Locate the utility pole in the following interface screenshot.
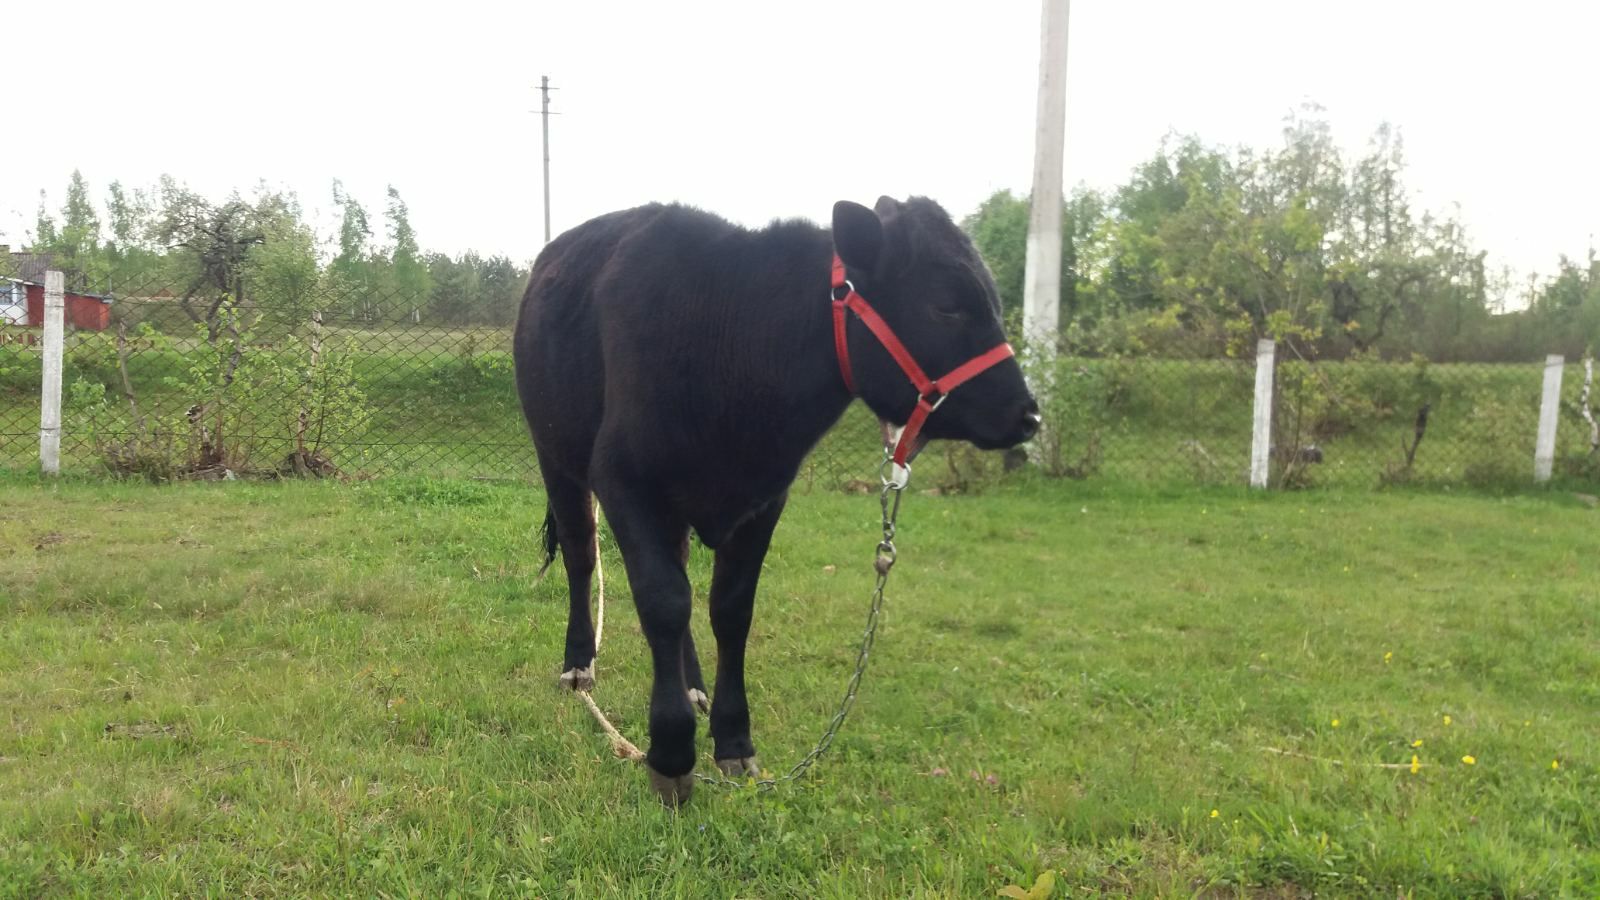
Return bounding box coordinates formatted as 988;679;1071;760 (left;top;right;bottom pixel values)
539;75;557;245
1022;0;1070;349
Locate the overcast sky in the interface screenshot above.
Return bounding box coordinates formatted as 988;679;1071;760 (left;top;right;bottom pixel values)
5;0;1596;282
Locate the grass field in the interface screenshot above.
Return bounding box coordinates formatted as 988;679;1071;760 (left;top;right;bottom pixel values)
2;474;1596;896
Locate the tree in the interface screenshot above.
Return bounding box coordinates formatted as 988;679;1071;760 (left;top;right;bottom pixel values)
963;191;1029;315
1532;250;1600;357
102;180;161;288
478;254;525;327
56;170;109;288
961;187;1104;335
330;180;379;321
385;186;431;319
34;190;58;248
153;177;316;338
331;180;371;277
106;180;152;250
426;251;480;325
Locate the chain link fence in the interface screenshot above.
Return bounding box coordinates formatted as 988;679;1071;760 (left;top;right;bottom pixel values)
2;270;1597;490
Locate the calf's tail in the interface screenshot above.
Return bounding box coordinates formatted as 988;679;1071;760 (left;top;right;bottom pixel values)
537;507;559;577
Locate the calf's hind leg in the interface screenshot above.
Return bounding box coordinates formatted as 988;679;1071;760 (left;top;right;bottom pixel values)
601;488;699;806
676;532;711;714
542;469;599;691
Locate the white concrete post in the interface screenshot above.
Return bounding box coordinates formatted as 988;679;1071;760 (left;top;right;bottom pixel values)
40;271;65;475
1250;338;1276;489
1582;356;1597;455
1021;0;1070;349
1533;353;1564;482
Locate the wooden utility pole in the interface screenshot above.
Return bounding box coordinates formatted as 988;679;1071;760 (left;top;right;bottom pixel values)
1023;0;1070;348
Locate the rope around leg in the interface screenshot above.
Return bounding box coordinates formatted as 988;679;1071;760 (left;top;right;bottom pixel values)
591;498;604;650
572;501;645;763
566;471;903;788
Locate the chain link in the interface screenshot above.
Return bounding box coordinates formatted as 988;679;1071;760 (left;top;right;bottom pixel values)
693;450;905;790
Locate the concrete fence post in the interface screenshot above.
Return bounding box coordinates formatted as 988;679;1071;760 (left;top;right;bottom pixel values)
40;271;65;475
1250;338;1276;489
1534;353;1564;483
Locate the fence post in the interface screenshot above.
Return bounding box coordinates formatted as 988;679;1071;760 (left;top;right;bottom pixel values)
1533;353;1564;483
1250;338;1276;489
40;271;65;475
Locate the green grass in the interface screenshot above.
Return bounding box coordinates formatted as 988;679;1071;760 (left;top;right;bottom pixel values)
2;474;1596;896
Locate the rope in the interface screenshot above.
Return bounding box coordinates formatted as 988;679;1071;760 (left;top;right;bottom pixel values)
566;466;903;789
591;499;604;649
578;689;643;762
574;499;641;762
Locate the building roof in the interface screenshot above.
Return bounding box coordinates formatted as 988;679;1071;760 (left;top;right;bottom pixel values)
8;251;56;283
4;253;108;298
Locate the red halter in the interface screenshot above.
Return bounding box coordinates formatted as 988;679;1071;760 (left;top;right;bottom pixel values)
831;254;1015;470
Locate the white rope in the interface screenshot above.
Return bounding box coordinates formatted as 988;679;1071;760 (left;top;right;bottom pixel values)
576;499;643;764
578;689;643;762
591;498;604;649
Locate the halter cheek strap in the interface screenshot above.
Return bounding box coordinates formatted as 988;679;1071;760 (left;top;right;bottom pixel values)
830;254;1014;468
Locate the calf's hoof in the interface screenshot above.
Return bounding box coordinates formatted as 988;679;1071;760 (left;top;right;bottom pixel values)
647;766;694;808
716;756;760;779
558;665;595;692
687;688;711;715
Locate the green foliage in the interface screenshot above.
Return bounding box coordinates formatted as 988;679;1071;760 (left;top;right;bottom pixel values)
1530;252;1600;357
268;330;372;463
961;188;1102;327
423;331;513;394
15;171;536;333
1024;354;1116;479
423;251;527;326
57;170;107;287
32;189;58;248
66;367;177;482
385;186;431;311
331;178;373;287
962;108;1587;364
152;307;371;474
64;309;376;476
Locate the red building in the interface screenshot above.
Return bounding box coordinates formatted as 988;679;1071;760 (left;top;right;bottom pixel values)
1;278;112;331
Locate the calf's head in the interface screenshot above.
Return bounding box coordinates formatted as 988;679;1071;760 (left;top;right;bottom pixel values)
832;196;1040;457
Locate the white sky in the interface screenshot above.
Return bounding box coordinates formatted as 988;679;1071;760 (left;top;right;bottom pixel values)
5;0;1596;282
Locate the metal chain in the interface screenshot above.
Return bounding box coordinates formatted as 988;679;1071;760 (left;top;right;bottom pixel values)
692;451;906;790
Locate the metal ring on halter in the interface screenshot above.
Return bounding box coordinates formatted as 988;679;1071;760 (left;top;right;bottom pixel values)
879;455;911;490
831;279;855;302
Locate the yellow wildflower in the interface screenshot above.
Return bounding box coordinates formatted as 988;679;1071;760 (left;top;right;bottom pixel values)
1383;651;1393;663
1210;809;1220;819
1443;715;1452;726
1331;718;1341;728
1552;760;1560;771
1410;755;1421;774
1412;739;1423;748
1462;755;1476;766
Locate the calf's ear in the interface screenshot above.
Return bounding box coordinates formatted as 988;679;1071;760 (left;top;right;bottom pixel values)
832;201;883;273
